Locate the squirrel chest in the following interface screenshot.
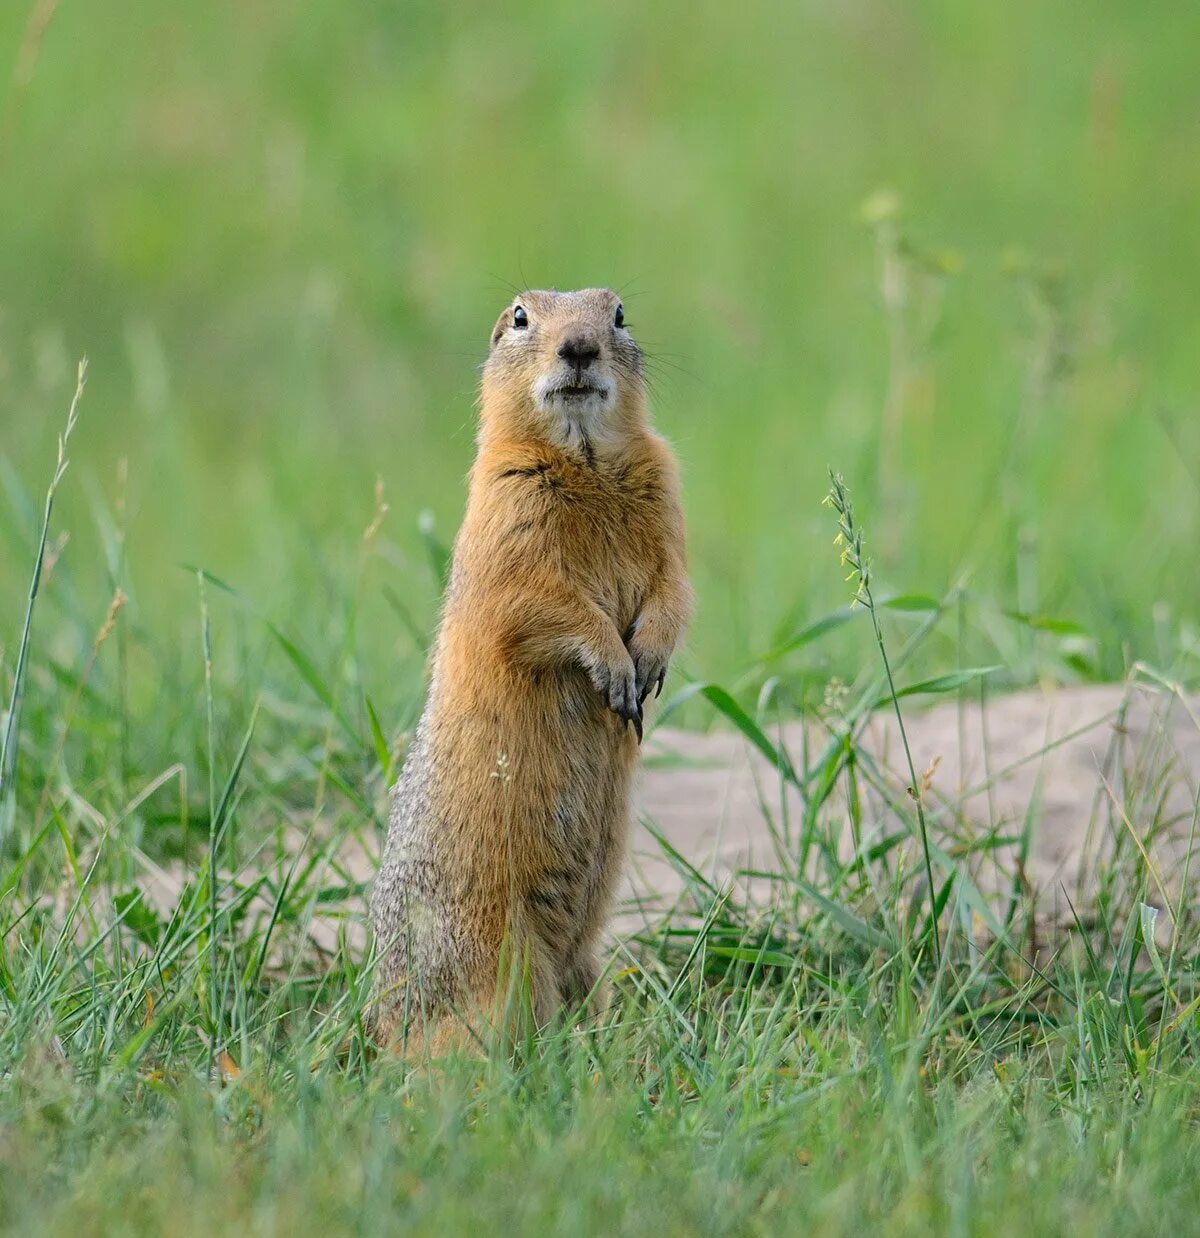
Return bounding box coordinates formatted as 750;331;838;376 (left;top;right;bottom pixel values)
470;452;666;633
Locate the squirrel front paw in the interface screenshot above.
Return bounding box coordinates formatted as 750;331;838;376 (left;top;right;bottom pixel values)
586;652;643;741
626;626;674;706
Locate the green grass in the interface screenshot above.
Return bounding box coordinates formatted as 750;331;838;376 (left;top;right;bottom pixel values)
3;579;1200;1236
4;1;1200;1232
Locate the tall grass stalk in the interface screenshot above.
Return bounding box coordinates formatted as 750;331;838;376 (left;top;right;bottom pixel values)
199;568;219;1076
826;468;942;962
0;359;86;842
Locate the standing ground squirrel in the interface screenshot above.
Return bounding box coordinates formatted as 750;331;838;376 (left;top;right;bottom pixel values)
369;288;693;1053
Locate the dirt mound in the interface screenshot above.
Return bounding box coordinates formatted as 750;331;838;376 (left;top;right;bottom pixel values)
136;680;1200;954
626;680;1200;936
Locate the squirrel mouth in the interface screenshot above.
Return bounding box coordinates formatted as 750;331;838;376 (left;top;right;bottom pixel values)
533;371;615;411
554;383;603;400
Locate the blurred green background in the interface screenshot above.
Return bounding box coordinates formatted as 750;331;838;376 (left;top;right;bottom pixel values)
3;0;1199;717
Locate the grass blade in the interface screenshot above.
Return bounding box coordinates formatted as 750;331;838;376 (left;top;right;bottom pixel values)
0;360;87;838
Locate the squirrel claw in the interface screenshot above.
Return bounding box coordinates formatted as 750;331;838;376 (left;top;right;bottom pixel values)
630;707;644;744
635;667;667;707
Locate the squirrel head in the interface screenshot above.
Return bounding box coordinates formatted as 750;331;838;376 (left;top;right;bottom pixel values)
480;288;647;453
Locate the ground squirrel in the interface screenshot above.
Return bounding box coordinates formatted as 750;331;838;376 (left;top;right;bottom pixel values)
369;288;693;1053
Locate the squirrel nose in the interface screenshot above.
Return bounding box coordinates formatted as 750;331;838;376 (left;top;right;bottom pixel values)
557;333;600;368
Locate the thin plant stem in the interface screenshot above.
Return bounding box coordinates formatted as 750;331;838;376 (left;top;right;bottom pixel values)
0;359;87;843
199;569;219;1078
826;469;942;963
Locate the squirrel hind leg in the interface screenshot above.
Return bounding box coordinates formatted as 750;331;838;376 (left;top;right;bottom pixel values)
372;1000;494;1061
559;950;611;1020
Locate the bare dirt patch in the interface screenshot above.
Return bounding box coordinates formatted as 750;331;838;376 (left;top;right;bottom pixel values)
137;681;1200;957
626;680;1200;938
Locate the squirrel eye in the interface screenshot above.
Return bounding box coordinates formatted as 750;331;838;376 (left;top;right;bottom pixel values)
512;306;529;329
614;304;625;329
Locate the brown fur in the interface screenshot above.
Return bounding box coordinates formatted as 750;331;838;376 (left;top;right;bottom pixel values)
369;288;692;1054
